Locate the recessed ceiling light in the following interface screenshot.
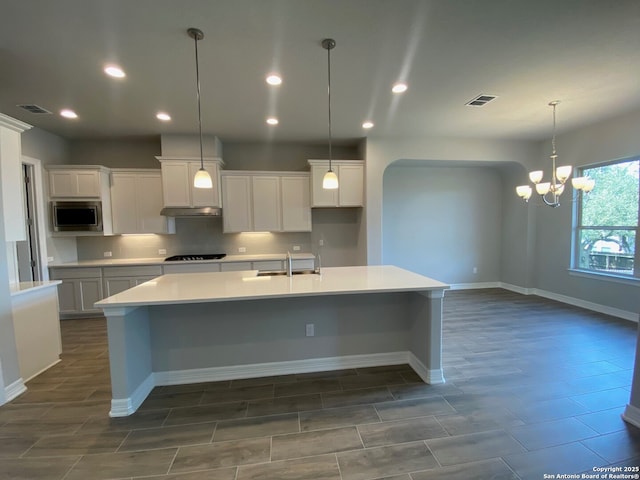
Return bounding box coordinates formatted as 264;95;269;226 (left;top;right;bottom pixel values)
60;109;78;119
266;74;282;86
392;82;408;94
266;117;279;125
104;65;126;78
362;121;374;129
156;112;171;121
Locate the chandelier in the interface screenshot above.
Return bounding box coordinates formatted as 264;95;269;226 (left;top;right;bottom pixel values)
516;101;594;206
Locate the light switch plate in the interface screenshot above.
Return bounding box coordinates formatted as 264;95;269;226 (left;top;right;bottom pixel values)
104;251;112;257
238;247;246;253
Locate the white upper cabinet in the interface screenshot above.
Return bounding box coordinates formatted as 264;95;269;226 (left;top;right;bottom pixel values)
156;157;223;208
252;176;281;232
221;171;311;233
221;174;252;233
281;175;311;231
49;169;102;198
308;160;364;208
0;114;31;242
110;169;175;234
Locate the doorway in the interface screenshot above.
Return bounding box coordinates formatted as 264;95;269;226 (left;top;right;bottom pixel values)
16;163;42;282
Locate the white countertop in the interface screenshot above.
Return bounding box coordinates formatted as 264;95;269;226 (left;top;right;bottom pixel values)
94;265;449;309
10;280;61;297
48;253;315;268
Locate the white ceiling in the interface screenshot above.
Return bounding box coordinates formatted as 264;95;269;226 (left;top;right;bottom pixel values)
2;0;640;144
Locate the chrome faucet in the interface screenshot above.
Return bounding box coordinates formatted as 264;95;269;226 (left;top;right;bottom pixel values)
286;251;293;277
314;253;322;275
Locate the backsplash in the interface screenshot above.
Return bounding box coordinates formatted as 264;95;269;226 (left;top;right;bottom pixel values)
76;217;312;260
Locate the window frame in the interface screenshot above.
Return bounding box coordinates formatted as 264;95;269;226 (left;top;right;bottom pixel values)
571;156;639;281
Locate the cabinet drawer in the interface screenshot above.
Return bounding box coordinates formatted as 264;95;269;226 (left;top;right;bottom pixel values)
103;266;163;277
50;267;102;279
292;259;315;271
163;263;221;274
252;260;283;271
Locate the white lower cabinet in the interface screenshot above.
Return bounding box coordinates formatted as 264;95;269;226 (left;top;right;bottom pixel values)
50;267;104;315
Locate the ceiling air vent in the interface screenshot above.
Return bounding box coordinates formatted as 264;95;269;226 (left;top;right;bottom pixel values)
465;94;498;107
17;104;52;114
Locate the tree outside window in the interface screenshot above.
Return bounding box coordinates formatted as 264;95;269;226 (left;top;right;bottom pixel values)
574;158;639;277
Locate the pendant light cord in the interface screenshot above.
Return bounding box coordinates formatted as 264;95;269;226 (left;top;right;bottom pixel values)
193;30;204;170
327;42;333;172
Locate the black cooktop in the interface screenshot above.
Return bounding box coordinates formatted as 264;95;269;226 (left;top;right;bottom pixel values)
164;254;226;261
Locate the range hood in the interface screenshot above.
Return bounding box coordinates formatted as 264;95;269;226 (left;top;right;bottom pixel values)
160;207;222;217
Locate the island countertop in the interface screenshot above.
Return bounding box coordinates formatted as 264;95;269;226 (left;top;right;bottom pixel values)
94;265;449;309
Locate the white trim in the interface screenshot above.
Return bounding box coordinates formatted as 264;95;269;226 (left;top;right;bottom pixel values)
452;282;637;323
0;113;32;132
109;372;155;417
568;268;639;287
21;155;50;282
622;404;640;428
408;352;445;384
4;378;26;402
449;282;501;290
23;359;61;383
155;352;410;386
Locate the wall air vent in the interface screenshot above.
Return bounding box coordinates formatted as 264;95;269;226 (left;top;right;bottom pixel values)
17;104;52;114
465;94;498;107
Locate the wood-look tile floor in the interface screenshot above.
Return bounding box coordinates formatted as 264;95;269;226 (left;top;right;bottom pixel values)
1;289;639;479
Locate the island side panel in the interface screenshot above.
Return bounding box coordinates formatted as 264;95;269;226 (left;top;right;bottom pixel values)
105;306;154;417
408;290;445;384
148;293;412;380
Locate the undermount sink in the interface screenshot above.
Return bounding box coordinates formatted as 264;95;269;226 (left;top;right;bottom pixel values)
257;270;319;277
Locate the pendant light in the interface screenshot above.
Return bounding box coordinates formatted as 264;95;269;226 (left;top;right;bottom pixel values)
322;38;339;190
188;27;213;189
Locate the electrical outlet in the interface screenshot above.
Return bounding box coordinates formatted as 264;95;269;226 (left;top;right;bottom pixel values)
319;239;324;247
47;256;54;262
104;251;112;258
238;247;246;253
306;324;315;337
293;245;301;251
158;248;167;255
473;267;478;274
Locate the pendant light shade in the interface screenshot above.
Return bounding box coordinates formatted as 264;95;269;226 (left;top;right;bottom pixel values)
322;38;339;190
188;27;212;189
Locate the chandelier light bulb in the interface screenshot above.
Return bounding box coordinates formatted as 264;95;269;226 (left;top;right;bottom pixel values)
529;171;544;184
582;178;595;192
516;185;532;201
571;176;586;190
535;182;551;195
555;165;572;182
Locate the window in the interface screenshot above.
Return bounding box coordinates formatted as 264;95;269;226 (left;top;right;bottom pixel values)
573;158;639;279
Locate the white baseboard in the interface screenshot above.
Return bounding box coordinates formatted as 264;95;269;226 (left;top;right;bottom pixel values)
453;282;637;323
622;403;640;428
155;351;410;387
4;378;26;403
408;352;445;384
23;359;62;383
110;373;155;417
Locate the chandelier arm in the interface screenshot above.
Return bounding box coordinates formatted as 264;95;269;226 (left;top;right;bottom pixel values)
541;191;560;207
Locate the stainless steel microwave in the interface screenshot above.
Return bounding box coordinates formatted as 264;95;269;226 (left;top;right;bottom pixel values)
51;201;103;232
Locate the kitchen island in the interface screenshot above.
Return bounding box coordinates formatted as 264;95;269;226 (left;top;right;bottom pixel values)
95;265;449;417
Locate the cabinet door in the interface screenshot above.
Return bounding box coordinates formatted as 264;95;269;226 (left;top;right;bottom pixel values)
161;162;191;207
136;173;170;233
189;161;220;207
49;170;100;198
252;176;281;232
220;262;251;272
310;165;338;207
281;176;311;231
57;280;80;314
78;278;103;312
221;175;252;233
338;164;364;207
104;277;135;297
110;173;138;234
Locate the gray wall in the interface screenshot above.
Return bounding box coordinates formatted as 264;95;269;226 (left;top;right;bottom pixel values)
533;108;640;314
22;127;70;165
69;137;160;168
382;163;503;284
